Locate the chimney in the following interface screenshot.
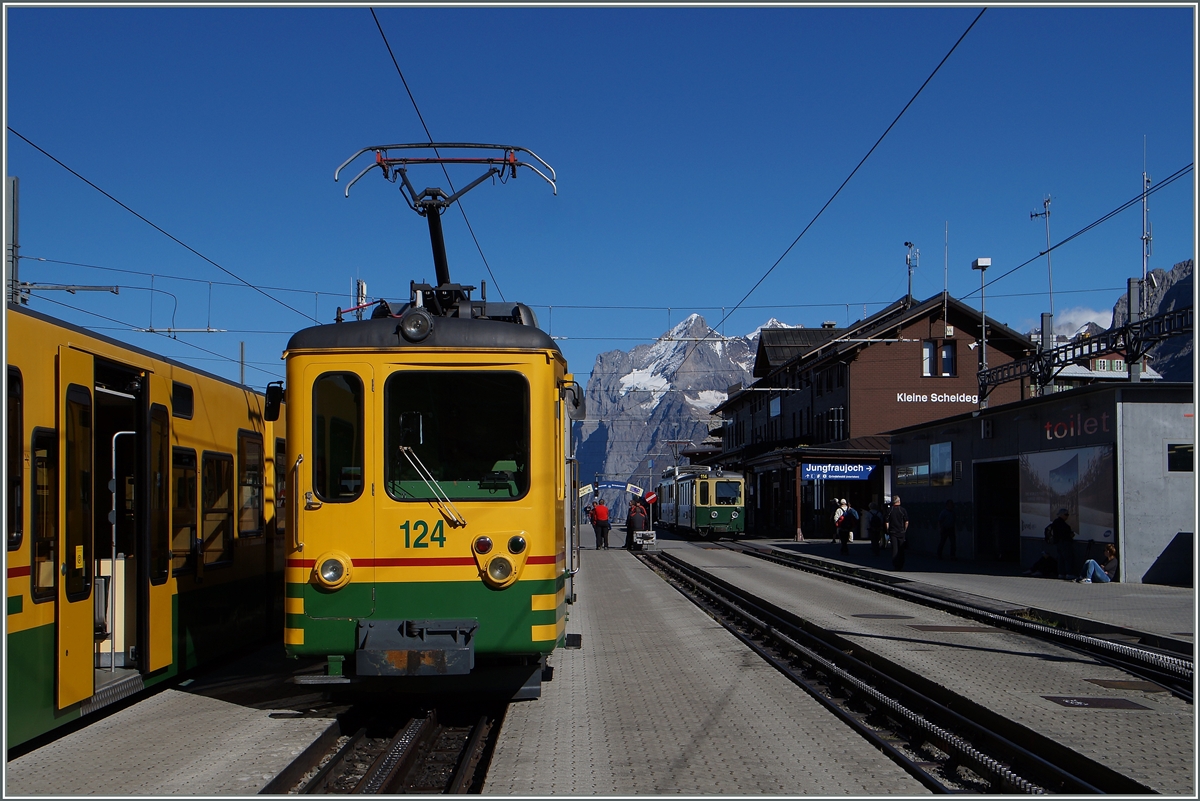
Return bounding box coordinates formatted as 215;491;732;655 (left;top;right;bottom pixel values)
821;321;837;329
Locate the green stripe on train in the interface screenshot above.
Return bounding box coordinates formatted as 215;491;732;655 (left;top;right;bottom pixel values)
287;577;563;656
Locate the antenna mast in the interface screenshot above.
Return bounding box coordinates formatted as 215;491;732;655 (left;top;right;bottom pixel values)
1030;195;1054;325
904;242;919;302
1141;138;1152;318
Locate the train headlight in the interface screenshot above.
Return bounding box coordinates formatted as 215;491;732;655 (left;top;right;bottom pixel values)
400;308;434;342
731;511;739;519
471;530;531;589
710;510;719;519
312;551;352;591
487;556;514;583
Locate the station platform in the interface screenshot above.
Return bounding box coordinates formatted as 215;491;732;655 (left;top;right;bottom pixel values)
760;535;1194;649
659;534;1194;795
4;645;336;796
484;540;931;795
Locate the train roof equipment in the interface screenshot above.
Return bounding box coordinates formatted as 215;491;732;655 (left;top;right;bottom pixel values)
334;143;557;323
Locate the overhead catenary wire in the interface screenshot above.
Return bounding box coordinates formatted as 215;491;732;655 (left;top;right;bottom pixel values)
6;127;321;325
369;7;505;301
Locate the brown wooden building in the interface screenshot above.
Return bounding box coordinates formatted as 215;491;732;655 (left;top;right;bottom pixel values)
705;292;1035;538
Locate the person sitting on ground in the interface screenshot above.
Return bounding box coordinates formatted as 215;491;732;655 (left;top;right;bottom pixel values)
1077;544;1118;583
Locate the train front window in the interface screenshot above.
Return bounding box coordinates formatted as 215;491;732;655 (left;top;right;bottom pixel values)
312;373;364;502
384;371;529;501
715;481;742;505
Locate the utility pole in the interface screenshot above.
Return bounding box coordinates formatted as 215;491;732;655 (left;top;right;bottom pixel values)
1141;154;1153;318
1030;195;1054;325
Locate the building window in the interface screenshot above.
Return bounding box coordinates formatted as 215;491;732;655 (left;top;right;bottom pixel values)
922;341;936;376
769;396;780;418
1095;359;1108;372
1167;443;1194;473
830;407;845;442
930;442;952;485
1112;359;1125;371
940;344;956;377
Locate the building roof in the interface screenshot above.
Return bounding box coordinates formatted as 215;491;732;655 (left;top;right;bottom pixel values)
753;327;845;376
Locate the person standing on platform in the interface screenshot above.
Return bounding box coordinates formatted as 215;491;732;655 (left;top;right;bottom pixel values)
1046;508;1075;579
866;502;884;556
936;499;957;560
592;498;611;550
831;499;846;542
625;501;647;550
887;495;910;571
837;500;858;555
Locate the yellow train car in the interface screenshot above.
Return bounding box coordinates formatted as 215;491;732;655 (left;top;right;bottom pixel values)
278;143;583;696
5;304;285;750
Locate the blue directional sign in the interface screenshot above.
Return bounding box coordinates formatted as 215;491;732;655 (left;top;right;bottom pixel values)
801;463;875;481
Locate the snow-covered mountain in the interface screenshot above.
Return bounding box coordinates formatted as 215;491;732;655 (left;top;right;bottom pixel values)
574;314;792;517
1111;259;1193;382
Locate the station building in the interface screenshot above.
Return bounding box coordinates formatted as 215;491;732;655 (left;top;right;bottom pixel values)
887;382;1194;585
706;292;1035;539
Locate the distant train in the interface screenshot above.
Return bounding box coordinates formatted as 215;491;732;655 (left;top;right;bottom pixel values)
274;143;583;697
656;466;745;539
5;304;285;749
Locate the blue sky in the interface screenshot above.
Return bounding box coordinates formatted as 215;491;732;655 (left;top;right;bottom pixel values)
4;5;1196;388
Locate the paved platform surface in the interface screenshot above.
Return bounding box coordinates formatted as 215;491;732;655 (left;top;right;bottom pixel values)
484;542;931;795
764;535;1195;646
666;537;1194;795
4;689;330;796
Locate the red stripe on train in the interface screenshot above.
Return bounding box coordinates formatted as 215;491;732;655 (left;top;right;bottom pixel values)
7;565;31;579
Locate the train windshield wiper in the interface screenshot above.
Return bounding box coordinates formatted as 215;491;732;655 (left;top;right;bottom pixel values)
397;446;467;528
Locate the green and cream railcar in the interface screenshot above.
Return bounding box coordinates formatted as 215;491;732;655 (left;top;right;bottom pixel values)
5;304;284;749
657;466;745;539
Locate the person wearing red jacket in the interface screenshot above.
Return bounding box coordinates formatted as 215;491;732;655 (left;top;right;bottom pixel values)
591;498;611;550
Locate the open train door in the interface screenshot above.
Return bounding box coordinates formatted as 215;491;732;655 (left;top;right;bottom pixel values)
144;373;173;672
57;345;95;708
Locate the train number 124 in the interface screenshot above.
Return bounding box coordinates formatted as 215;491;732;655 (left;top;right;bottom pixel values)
399;520;446;548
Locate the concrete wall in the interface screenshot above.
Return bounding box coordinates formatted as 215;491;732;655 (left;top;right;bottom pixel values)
1118;400;1195;585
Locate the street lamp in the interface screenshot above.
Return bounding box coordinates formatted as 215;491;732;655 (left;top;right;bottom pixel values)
972;258;990;409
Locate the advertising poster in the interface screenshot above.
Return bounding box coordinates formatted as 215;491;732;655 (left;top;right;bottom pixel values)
1019;445;1115;543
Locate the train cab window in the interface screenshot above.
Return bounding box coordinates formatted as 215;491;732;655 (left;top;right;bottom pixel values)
201;452;234;566
172;449;197;574
7;367;22;550
384;371;529;501
64;384;93;601
699;481;710;505
238;432;263;537
30;429;57;602
715;481;742;505
172;381;194;419
312;373;364;502
274;438;287;538
149;405;170;583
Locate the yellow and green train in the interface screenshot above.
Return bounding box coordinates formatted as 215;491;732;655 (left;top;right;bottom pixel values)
6;304;285;750
276;142;583;696
656;466;745;539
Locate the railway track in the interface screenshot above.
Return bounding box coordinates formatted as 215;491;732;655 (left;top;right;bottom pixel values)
262;702;504;794
723;540;1193;702
640;549;1157;794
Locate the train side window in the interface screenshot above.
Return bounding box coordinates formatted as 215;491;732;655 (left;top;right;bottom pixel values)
172;381;194;420
238;431;263;537
274;438;287;538
201;452;234;566
172;449;197;575
699;481;710;505
64;384;93;602
30;428;57;603
149;404;170;583
312;373;363;503
8;367;23;550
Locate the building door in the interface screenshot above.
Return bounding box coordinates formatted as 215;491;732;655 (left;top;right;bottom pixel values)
973;460;1020;562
